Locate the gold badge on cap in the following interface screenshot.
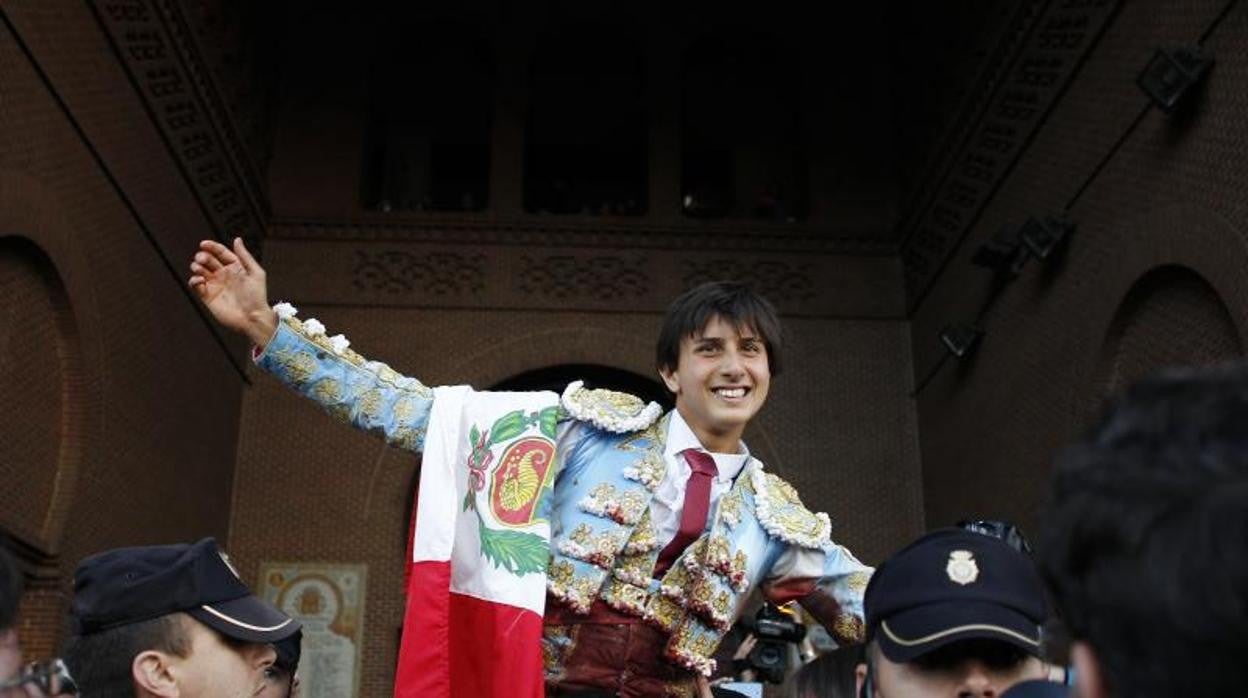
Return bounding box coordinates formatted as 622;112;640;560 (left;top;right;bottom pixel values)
946;550;979;585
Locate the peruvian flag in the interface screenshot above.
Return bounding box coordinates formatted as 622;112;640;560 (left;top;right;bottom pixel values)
395;386;560;698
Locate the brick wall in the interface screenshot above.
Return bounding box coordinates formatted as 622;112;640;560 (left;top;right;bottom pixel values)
908;0;1248;533
0;0;248;653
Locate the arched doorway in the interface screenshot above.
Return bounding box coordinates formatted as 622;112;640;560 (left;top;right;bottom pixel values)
491;363;672;412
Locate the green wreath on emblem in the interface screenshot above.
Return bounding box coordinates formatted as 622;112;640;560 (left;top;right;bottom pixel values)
463;407;559;576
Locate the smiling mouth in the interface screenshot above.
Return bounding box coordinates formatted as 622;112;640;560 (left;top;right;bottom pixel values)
713;387;750;399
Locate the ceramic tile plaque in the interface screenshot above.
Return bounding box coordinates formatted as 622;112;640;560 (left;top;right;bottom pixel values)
258;562;367;698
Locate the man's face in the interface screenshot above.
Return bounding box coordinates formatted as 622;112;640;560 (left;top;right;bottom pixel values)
169;621;276;697
659;315;771;452
864;640;1046;698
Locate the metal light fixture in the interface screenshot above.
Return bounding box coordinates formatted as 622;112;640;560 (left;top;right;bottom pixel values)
1137;47;1212;114
1017;214;1073;264
972;226;1024;277
940;324;984;359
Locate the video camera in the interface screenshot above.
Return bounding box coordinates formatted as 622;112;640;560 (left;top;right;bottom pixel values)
743;603;806;684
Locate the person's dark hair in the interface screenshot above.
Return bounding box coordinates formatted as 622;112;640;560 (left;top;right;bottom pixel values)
63;613;193;696
1038;362;1248;698
0;543;23;632
656;281;783;377
788;644;862;698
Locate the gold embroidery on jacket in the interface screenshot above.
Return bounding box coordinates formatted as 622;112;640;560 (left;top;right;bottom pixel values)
271;349;318;386
846;571;872;593
833;613;866;645
546;560;602;614
541;624;579;682
602;577;649;616
665;620;719;675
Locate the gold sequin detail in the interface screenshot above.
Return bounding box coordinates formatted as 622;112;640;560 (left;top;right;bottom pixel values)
623;453;667;492
665;620;720;675
758;471;827;545
622;509;660;554
357;389;384;421
272;349;318;386
615;414;667;452
388;426;424;451
546;560;604;613
663;681;697;697
557;524;627;570
646;594;685;634
580;483;645;523
718;493;742;528
703;535;750;592
602;578;649;616
312;378;341;404
614;548;657;586
846;571;872;593
832;613;866;645
541;624;579;682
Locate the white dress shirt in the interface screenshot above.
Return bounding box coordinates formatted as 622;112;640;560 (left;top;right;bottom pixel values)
649;410;751;547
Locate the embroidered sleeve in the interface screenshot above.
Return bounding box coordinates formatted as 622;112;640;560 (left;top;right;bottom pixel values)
255;303;434;452
745;464;871;645
794;544;873;645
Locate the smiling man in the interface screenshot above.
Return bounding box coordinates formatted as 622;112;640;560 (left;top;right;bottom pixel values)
189;239;871;697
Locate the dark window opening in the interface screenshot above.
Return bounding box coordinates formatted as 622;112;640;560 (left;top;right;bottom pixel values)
524;30;647;216
681;36;807;222
363;21;494;212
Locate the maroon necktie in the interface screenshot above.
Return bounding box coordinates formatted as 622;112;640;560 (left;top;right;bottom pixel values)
654;449;719;576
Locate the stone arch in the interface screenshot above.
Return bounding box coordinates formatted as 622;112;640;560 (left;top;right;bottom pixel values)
444;325;659;391
0;236;85;552
1068;201;1248;426
1093;265;1242;398
0;170;101;559
492;363;672;411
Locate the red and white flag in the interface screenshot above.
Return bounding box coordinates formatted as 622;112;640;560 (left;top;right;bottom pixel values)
395;386;561;698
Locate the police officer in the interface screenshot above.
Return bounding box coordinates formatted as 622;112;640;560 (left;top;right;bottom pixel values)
855;528;1057;698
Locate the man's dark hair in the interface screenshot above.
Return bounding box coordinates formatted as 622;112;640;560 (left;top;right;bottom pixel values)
0;543;23;632
656;281;783;377
63;613;193;697
1038;362;1248;698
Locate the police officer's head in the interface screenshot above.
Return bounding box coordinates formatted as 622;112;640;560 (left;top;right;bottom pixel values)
857;528;1050;698
64;538;299;698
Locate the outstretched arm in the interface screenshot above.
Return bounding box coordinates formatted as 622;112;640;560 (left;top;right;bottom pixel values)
188;237;278;348
188;237;435;452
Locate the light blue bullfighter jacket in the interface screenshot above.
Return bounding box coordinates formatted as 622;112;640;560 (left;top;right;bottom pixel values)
254;309;872;677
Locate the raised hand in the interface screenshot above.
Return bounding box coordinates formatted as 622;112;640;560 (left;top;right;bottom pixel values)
188;237;277;347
